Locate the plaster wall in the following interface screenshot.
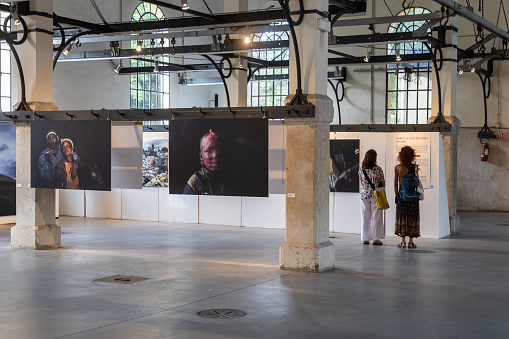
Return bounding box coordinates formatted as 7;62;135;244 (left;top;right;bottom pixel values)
457;127;509;212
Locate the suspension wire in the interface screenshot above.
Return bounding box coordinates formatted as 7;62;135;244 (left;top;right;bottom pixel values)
501;0;509;30
382;0;394;16
201;0;213;15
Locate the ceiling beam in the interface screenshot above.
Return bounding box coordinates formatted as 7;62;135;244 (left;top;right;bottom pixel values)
140;0;219;22
333;12;442;27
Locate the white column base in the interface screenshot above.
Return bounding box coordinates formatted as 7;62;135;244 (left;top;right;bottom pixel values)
11;224;61;249
280;241;334;272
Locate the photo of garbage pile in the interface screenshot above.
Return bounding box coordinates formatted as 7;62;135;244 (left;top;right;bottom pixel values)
143;132;168;187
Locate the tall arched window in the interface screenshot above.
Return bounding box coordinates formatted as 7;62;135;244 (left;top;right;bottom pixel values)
248;26;289;107
386;7;432;124
130;2;170;109
0;10;11;112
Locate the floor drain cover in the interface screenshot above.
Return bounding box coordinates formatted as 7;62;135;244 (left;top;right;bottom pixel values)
197;309;246;319
406;250;436;254
94;275;150;284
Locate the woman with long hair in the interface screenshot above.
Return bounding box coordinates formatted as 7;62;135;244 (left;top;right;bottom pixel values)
394;146;420;248
359;149;386;245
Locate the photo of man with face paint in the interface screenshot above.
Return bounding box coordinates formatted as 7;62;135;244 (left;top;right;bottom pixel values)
169;119;268;197
183;129;228;195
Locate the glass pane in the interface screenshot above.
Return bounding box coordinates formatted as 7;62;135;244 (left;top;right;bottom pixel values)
259;97;266;106
252;97;258;106
387;73;398;91
418;90;428;109
259;82;266;94
1;77;10;97
151;92;157;109
1;74;9;94
144;91;150;109
408;77;418;90
388;110;396;124
408;91;417;109
266;97;273;106
1;97;10;111
387;92;397;110
397;110;407;124
251;82;258;94
417;110;428;124
1;50;10;73
407;110;417;124
130;92;137;108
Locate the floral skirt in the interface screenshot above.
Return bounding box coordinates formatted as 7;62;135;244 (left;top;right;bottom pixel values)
395;196;420;238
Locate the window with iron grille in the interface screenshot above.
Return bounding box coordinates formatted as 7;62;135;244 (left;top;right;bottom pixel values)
130;2;170;110
1;9;11;112
386;7;432;124
248;27;289;107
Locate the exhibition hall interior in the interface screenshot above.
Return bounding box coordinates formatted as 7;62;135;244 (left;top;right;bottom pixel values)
0;0;508;337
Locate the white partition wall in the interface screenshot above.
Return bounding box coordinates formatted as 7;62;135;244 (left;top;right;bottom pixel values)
59;190;85;217
85;189;122;219
199;195;242;226
159;189;199;223
241;194;285;229
121;187;158;221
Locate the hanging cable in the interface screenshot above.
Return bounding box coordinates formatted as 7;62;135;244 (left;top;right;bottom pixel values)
202;54;231;107
327;79;344;125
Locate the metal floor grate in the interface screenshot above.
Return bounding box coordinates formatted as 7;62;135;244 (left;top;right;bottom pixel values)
94;275;150;284
197;309;246;319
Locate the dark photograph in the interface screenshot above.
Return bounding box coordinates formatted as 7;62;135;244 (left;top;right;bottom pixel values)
169;119;268;197
0;122;16;216
329;139;360;193
31;120;111;191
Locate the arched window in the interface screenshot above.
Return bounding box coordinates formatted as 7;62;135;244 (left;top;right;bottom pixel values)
0;10;11;112
130;2;169;109
248;26;289;107
386;7;432;124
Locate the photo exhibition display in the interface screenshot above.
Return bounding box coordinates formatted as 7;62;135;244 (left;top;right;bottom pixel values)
329;139;360;193
143;131;168;187
31;120;112;191
169;119;269;197
0;122;15;216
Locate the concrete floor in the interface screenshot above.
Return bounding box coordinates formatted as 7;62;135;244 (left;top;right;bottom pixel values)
0;212;508;339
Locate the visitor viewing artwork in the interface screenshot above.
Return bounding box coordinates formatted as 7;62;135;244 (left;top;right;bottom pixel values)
143;131;168;187
169;119;268;197
329;139;360;193
0;122;16;216
31;121;111;191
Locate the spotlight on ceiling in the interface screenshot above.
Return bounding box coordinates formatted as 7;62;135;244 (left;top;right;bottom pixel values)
471;66;476;73
114;60;123;74
153;60;159;73
136;40;142;52
178;72;187;85
395;44;401;62
10;4;21;25
181;0;189;10
238;56;247;69
364;47;372;62
63;44;72;56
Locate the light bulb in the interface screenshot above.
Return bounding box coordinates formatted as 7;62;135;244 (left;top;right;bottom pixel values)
136;40;142;52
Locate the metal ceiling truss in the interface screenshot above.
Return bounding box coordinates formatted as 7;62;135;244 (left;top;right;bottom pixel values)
1;105;315;122
330;124;452;133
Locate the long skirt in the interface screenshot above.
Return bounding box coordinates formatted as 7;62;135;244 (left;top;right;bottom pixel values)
395;196;420;238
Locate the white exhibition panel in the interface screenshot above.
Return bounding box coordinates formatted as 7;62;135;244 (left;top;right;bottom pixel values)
241;194;285;229
59;189;85;217
159;189;199;224
111;122;143;189
121;187;158;221
85;189;122;219
268;121;286;194
199;195;242;226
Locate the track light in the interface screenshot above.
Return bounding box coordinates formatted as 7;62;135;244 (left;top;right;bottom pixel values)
63;44;72;56
395;44;401;62
181;0;189;10
458;69;463;75
238;56;247;69
114;60;123;74
244;35;250;44
136;40;142;52
364;47;372;62
10;4;21;25
471;67;476;73
153;60;159;73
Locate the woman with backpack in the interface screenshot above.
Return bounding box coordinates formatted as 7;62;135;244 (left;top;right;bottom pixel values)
359;149;386;245
394;146;420;248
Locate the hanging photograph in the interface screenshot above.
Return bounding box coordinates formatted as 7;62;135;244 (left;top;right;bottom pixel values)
31;120;111;191
169;119;268;197
329;139;360;193
143;131;168;187
0;122;16;216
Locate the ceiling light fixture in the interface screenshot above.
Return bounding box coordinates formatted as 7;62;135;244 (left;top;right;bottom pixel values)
114;60;123;74
154;60;159;73
364;46;372;62
63;44;72;56
10;4;21;25
136;40;142;52
395;44;401;62
181;0;189;10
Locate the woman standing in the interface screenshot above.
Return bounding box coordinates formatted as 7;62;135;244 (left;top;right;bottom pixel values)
394;146;420;248
53;138;80;189
359;149;386;245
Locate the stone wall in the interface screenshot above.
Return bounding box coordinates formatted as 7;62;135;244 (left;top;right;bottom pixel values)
457;128;509;211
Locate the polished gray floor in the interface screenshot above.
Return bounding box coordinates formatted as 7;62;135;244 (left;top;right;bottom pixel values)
0;212;508;339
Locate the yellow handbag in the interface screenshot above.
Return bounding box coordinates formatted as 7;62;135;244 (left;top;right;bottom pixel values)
362;167;389;210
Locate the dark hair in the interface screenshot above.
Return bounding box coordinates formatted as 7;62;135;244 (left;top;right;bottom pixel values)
398;146;415;166
362;149;377;169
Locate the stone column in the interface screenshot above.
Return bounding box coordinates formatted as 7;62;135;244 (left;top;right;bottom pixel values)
11;0;60;249
280;0;334;272
224;0;248;106
429;15;460;234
